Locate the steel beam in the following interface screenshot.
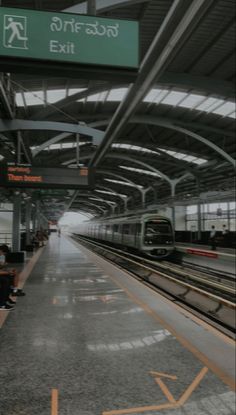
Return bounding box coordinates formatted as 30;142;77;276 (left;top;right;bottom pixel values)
0;120;105;155
72;191;121;214
31;83;116;121
73;200;106;214
89;0;215;167
0;120;104;141
64;0;150;14
105;153;172;184
0;74;14;119
97;185;128;199
131;115;236;140
87;113;235;138
30;74;234;122
97;169;139;186
158;72;235;99
170;125;235;168
18;133;33;164
90;115;235;166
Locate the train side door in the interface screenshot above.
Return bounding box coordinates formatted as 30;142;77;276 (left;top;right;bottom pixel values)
122;223;130;246
135;223;142;248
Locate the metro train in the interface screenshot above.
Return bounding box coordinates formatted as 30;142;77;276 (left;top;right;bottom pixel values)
74;213;175;259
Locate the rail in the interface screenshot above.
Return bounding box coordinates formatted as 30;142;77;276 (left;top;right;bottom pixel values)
71;235;236;338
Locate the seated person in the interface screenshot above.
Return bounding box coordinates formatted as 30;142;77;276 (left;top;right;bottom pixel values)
0;246;25;297
42;230;49;241
0;274;14;311
32;230;46;247
0;248;16;310
31;233;39;248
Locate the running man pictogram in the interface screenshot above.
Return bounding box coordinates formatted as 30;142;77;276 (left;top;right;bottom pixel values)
3;14;28;49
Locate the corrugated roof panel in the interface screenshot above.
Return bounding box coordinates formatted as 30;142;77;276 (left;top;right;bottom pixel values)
169;0;235;80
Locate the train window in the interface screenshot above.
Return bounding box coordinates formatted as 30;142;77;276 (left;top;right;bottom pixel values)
129;224;136;234
106;225;112;235
145;220;173;243
145;221;171;235
123;224;130;234
113;224;119;232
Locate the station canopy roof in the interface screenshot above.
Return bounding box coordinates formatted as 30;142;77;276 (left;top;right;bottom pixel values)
0;0;235;221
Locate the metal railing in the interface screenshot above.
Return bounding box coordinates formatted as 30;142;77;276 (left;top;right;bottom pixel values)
0;232;12;246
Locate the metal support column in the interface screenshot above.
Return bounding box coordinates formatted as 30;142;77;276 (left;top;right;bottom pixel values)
32;205;36;233
111;205;116;215
123;198;128;212
196;179;202;240
87;0;96;15
152;186;158;205
227;201;231;231
25;200;32;245
76;133;80;167
141;190;146;209
17;131;21;164
170;182;176;230
12;193;21;251
197;201;202;241
35;199;40;230
184;206;187;231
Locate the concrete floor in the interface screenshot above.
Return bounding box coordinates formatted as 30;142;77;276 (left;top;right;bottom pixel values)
0;234;235;415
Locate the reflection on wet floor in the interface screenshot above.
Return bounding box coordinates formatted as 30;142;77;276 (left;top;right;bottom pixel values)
87;329;171;352
0;235;234;415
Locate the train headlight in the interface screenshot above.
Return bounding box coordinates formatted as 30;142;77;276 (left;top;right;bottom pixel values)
157;249;166;255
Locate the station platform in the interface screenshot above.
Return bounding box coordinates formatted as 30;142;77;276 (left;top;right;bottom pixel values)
0;234;235;415
176;243;235;275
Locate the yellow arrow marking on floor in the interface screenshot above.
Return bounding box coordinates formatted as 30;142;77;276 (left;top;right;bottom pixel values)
102;367;208;414
150;371;177;404
51;389;58;415
155;378;177;404
149;371;178;381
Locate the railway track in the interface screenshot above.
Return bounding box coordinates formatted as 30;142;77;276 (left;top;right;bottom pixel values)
71;235;236;338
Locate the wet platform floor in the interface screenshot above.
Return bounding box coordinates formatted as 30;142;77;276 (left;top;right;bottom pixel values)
0;235;235;415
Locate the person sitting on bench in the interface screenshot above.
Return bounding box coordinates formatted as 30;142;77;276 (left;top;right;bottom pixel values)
0;246;25;297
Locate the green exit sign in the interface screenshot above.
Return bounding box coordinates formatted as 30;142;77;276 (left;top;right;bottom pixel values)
0;7;139;69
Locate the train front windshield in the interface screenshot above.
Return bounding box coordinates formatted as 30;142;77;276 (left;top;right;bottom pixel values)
144;220;173;244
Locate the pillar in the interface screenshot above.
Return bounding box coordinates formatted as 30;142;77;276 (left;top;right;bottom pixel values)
227;201;230;231
196;179;202;240
32;205;36;233
35;199;40;230
152;187;158;204
170;182;176;229
111;205;116;215
87;0;96;15
25;201;32;245
197;200;202;240
141;190;146;209
123;198;128;212
12;193;21;251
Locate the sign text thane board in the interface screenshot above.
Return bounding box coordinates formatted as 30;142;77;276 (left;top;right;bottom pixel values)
0;165;94;189
0;7;139;69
